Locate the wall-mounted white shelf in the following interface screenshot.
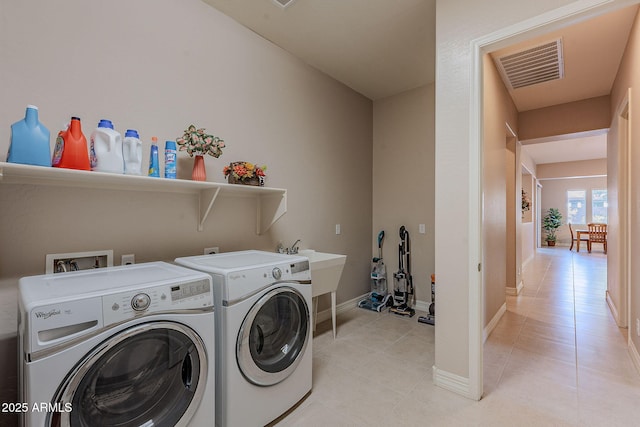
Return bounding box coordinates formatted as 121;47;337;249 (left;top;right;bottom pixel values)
0;162;287;234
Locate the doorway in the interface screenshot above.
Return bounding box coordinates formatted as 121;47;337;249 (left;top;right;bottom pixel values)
473;0;638;399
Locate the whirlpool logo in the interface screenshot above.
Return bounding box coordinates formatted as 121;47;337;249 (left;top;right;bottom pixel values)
34;309;61;319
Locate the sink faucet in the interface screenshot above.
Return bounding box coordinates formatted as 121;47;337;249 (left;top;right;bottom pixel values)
276;240;301;254
289;239;301;254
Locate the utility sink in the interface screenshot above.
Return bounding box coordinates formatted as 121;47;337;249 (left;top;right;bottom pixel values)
298;249;346;338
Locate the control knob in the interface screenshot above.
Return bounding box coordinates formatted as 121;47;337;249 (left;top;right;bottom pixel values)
272;267;282;280
131;293;151;311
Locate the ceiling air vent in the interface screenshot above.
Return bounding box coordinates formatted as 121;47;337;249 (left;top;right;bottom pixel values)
272;0;298;8
496;39;564;90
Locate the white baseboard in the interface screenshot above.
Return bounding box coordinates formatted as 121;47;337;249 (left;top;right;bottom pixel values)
629;338;640;376
314;293;367;324
315;294;432;323
505;281;523;296
606;290;622;327
415;299;430;313
433;366;473;398
483;302;506;343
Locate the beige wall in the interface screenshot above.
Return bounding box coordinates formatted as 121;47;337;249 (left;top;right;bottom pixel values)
610;4;640;349
537;158;607;179
372;85;435;306
521;150;538;266
522;170;535;265
483;55;518;325
0;0;373;408
505;140;519;292
519;96;611;141
521;146;538;175
540;176;608;246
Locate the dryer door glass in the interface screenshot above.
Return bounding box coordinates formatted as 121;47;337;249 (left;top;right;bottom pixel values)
52;322;207;427
237;286;310;386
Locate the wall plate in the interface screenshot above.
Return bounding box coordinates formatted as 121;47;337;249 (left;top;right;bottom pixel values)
46;250;113;274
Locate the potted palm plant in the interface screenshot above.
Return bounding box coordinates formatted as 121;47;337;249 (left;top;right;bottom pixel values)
543;207;563;246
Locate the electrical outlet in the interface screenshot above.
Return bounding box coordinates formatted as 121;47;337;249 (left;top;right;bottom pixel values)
419;224;426;234
636;318;640;337
335;224;341;235
204;247;219;255
121;254;135;265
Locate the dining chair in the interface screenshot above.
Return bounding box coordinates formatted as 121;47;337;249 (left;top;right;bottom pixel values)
587;223;607;254
569;223;589;252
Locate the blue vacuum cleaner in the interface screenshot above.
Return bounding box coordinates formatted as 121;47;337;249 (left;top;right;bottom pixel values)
358;231;393;312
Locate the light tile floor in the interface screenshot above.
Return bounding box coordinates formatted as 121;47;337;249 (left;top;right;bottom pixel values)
273;247;640;426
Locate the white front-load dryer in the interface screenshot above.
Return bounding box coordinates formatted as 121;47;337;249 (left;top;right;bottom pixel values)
18;262;214;427
175;250;312;427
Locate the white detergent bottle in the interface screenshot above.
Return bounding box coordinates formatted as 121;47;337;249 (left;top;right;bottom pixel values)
123;129;143;175
90;119;124;173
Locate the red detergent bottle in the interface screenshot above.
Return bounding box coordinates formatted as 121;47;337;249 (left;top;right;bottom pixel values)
52;117;90;170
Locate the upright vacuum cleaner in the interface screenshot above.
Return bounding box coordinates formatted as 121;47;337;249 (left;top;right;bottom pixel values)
390;226;415;317
418;274;436;325
358;230;393;312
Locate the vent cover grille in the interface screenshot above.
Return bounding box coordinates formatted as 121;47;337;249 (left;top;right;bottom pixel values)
272;0;297;8
496;39;564;89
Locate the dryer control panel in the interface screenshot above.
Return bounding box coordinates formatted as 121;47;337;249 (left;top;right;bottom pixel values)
102;278;213;326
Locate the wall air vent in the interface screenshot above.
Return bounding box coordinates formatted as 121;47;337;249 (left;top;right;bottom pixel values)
496;39;564;90
272;0;298;8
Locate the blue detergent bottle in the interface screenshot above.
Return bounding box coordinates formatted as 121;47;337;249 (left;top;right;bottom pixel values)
7;105;51;167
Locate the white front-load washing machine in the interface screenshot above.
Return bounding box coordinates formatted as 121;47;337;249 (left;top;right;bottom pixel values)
18;262;215;427
174;250;312;427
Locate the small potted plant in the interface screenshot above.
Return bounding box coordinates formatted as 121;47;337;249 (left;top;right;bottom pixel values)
542;207;563;246
223;162;266;186
176;125;225;181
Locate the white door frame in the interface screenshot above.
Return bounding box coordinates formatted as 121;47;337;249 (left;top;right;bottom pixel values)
611;89;631;328
536;181;543;248
469;0;638;400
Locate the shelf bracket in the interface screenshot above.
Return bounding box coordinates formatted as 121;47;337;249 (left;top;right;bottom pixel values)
256;191;287;235
198;187;221;232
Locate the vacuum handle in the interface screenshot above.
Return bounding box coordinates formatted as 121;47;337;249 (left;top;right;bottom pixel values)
377;230;385;259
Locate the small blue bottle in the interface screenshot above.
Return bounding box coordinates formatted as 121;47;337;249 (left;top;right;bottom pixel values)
164;140;177;179
7;105;51;167
148;136;160;177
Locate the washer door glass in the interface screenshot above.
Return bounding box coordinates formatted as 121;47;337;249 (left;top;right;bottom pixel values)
237;287;309;386
52;322;207;427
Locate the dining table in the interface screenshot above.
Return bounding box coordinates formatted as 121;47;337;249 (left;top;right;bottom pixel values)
575;229;607;252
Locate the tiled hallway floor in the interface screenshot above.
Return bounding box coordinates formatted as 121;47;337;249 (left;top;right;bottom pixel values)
274;247;640;426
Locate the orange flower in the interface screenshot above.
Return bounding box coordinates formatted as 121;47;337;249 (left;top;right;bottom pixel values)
233;164;247;177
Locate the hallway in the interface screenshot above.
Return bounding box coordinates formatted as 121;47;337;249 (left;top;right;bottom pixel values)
275;247;640;426
484;247;640;425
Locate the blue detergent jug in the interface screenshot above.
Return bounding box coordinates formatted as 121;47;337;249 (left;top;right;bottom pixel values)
7;105;51;167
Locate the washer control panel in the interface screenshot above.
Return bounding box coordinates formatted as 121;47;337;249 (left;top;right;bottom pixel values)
102;278;213;326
